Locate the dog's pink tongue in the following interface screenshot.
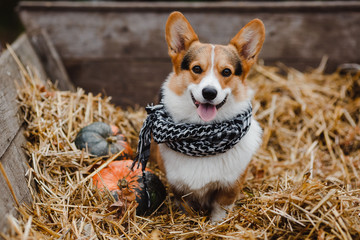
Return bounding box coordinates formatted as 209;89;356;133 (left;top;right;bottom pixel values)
197;103;217;122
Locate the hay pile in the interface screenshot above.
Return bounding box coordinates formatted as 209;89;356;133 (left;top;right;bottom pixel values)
2;50;360;239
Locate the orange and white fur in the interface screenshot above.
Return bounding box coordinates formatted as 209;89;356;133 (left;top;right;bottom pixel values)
156;12;265;222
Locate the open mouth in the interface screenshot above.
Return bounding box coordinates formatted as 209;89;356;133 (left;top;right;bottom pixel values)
191;93;228;122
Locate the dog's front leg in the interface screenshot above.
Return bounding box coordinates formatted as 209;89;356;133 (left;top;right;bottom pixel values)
210;184;240;223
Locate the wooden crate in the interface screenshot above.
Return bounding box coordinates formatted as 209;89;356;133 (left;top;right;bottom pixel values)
1;1;360;234
17;1;360;107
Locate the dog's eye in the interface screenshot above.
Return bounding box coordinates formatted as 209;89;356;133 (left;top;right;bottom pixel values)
221;68;232;77
192;65;203;74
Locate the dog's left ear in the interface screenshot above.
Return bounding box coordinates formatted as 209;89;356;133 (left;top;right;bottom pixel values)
230;19;265;67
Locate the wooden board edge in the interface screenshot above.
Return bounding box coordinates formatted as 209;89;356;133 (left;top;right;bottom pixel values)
17;1;360;13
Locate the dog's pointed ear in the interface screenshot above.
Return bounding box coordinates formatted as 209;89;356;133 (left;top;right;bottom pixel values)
230;19;265;65
166;12;198;59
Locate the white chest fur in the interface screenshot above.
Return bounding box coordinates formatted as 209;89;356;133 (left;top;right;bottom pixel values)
158;119;262;191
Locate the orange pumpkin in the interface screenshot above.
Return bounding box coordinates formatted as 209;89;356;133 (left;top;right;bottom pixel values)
75;122;133;159
92;160;166;216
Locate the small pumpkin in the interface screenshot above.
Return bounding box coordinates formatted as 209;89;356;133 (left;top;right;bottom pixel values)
92;160;167;216
75;122;133;159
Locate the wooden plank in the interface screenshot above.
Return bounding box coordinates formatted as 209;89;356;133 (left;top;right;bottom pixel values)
0;34;46;235
27;28;75;91
17;1;360;61
66;60;171;106
17;9;360;62
0;34;46;159
17;1;360;13
17;1;360;106
0;129;32;234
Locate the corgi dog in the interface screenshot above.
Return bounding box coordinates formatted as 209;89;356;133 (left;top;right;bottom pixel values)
155;12;265;222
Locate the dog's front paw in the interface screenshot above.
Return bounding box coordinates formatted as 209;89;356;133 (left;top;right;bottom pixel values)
210;210;227;223
210;203;233;223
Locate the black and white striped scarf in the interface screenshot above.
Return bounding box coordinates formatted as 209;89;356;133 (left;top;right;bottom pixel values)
132;103;252;172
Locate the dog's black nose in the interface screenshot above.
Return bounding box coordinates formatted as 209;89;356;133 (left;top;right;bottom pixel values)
202;87;217;101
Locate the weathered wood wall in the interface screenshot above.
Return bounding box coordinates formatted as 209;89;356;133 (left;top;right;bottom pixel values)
0;34;47;234
18;1;360;107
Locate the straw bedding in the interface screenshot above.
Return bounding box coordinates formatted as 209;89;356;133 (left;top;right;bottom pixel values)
2;51;360;239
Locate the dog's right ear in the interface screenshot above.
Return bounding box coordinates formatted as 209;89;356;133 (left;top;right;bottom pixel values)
166;12;198;60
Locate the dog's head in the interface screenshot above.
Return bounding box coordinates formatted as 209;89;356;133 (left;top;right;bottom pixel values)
162;12;265;123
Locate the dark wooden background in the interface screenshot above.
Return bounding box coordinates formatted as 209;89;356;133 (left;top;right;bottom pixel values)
18;1;360;107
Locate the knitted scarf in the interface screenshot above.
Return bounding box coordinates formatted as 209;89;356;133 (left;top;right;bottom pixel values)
132;103;252;172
